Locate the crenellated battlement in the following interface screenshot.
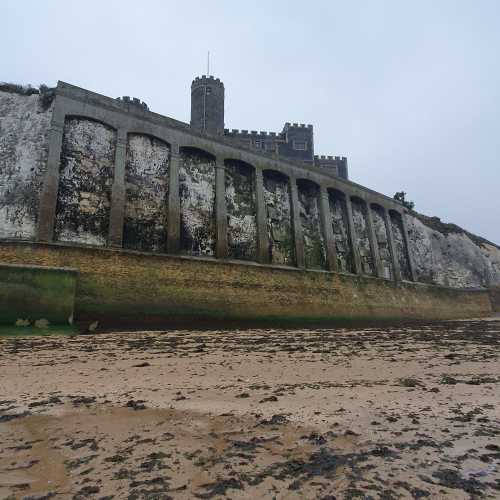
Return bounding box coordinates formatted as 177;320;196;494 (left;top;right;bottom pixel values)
314;155;347;161
116;96;149;111
283;122;313;130
191;75;224;87
224;128;283;138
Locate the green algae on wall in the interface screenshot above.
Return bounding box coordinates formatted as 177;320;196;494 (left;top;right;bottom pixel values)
0;263;76;325
123;134;170;252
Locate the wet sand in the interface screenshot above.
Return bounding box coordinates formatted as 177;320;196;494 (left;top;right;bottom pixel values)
1;319;499;499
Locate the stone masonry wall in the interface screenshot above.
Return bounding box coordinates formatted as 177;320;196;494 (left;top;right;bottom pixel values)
406;213;500;288
329;193;353;273
372;206;393;280
225;160;257;261
0;242;492;324
0;90;53;239
298;181;325;269
263;171;295;266
351;199;374;276
179;149;216;256
123;134;170;252
54;117;116;246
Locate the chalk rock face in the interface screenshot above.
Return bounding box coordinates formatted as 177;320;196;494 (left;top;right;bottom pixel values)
0;90;53;240
405;213;500;289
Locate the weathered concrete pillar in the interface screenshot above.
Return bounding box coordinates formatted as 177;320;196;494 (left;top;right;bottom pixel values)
290;177;305;268
319;186;337;271
365;201;383;278
166;144;181;254
37;108;66;242
383;208;402;282
401;211;417;281
108;129;127;247
215;157;228;259
255;167;270;264
345;195;362;274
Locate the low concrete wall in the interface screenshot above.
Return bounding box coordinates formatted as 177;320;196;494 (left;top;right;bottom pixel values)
0;262;77;325
0;241;492;326
488;288;500;312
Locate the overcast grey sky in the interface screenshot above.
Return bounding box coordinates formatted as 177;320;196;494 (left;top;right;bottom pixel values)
2;0;499;243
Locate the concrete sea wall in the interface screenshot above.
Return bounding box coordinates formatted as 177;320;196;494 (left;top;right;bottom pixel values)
0;241;492;325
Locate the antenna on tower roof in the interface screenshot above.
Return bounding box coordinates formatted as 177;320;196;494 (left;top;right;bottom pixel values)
207;51;210;76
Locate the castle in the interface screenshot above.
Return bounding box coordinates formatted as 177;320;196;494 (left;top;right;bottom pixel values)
190;75;349;179
0;76;498;326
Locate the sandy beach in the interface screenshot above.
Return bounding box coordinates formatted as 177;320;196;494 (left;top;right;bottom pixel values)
1;319;499;499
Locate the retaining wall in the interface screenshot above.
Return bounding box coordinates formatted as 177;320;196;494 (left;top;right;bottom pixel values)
0;241;492;326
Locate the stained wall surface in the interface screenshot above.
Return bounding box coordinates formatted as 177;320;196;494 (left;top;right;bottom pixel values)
371;206;393;279
0;91;53;239
351;198;374;276
225;160;257;260
54;117;116;246
390;212;411;280
298;181;325;269
263;171;295;266
123;134;170;252
179;148;216;256
329;192;353;273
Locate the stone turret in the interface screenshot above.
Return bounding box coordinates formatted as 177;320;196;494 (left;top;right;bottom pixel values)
190;75;224;135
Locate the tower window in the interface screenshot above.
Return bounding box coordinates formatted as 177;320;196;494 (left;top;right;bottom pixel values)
293;140;307;151
206;86;212;95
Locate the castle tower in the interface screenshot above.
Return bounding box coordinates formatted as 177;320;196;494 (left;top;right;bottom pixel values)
190;75;224;135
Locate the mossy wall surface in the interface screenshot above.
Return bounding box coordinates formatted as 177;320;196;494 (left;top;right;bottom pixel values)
0;262;76;324
0;242;492;325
